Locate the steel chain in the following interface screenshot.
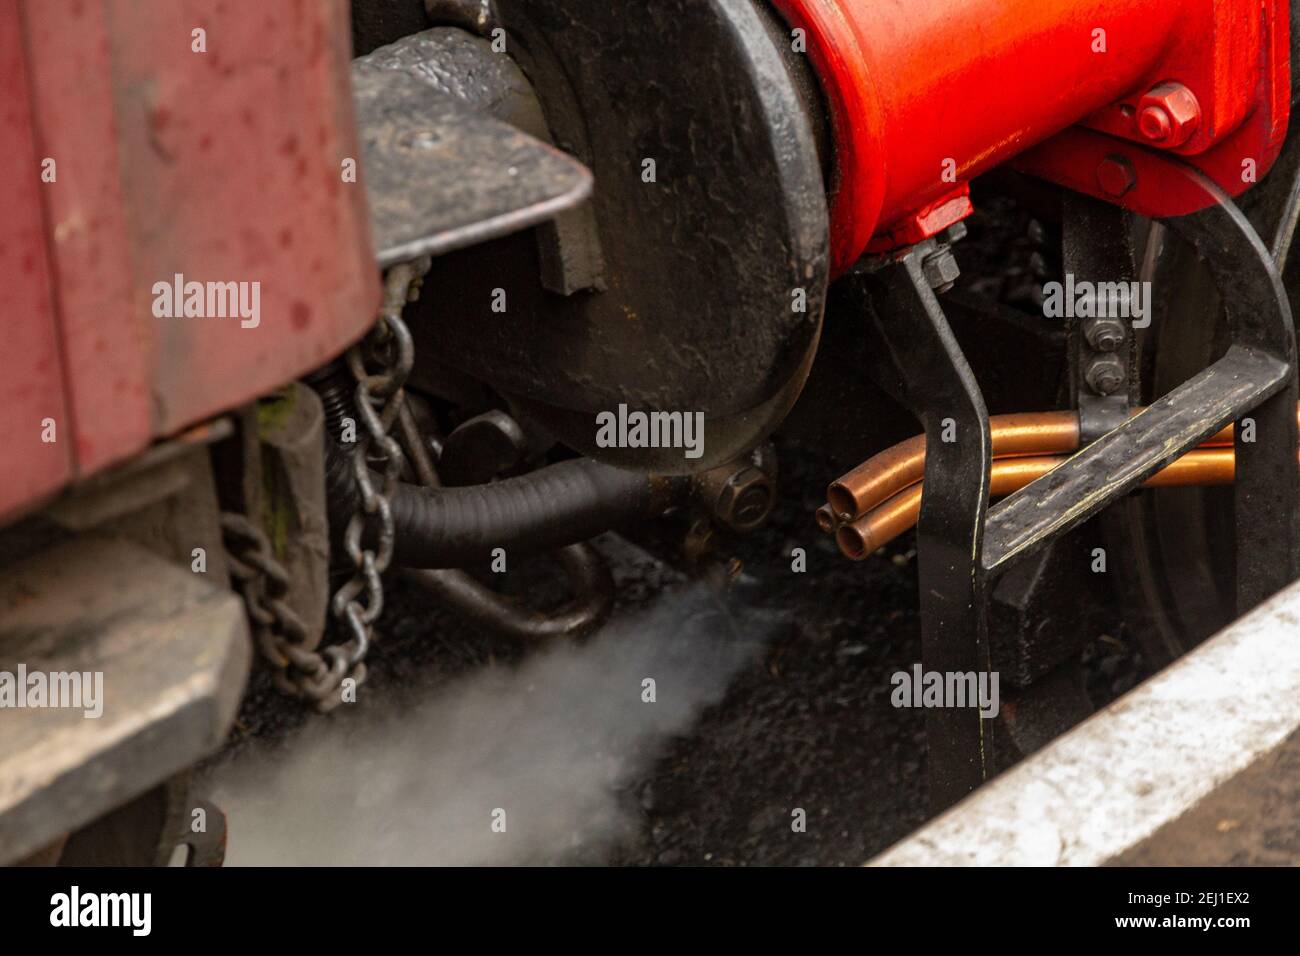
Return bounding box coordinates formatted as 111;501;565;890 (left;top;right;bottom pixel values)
326;257;431;707
220;512;347;708
222;257;429;713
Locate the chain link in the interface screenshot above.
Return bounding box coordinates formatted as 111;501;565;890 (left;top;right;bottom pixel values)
326;257;431;706
220;512;349;709
223;258;429;713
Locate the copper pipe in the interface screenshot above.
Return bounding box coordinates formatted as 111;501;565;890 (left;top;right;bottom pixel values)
815;504;837;533
834;446;1258;560
827;406;1300;522
827;411;1080;518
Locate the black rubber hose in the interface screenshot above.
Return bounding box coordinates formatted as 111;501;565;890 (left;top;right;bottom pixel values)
325;440;676;569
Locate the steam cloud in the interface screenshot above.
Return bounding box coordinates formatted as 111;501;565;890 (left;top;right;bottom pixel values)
210;585;769;865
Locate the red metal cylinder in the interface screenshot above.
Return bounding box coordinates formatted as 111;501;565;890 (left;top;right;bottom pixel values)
773;0;1288;274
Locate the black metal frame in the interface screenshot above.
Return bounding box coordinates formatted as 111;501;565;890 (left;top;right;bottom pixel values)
861;168;1300;812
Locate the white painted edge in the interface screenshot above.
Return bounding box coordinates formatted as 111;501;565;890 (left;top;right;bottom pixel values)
869;575;1300;866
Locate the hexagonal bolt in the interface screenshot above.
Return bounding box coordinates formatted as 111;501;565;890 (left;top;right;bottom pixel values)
1082;315;1126;352
921;247;961;293
711;466;775;532
1084;354;1126;395
1136;82;1200;148
1096;155;1136;198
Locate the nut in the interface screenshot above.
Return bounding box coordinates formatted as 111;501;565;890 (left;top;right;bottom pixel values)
714;467;774;532
921;247;961;293
1084;354;1125;395
1096;155;1137;198
1136;82;1200;148
1082;315;1125;352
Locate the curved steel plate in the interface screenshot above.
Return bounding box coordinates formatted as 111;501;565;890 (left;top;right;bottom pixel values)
351;66;593;266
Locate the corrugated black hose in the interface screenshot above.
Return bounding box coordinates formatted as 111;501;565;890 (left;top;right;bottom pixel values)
324;437;679;569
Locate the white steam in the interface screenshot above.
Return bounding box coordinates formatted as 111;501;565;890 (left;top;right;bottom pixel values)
210;585;766;865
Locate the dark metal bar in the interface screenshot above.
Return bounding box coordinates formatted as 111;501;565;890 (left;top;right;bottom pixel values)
983;346;1289;575
859;244;995;810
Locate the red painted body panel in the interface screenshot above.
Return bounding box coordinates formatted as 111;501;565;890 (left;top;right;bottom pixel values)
774;0;1290;274
0;1;72;516
1;0;379;521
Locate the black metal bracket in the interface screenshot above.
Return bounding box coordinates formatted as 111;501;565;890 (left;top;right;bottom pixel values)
857;239;995;810
1063;193;1137;443
859;167;1299;813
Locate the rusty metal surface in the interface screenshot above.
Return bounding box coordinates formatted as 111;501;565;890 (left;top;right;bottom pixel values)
350;63;593;266
354;26;547;136
0;538;250;864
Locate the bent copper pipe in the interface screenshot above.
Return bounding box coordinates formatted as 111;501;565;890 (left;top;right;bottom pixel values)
824;407;1300;523
834;446;1258;560
827;411;1081;519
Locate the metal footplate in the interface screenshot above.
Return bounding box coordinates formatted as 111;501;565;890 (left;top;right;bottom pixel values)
351;52;593;267
861;166;1300;812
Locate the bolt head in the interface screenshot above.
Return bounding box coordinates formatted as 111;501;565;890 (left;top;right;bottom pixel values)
1094;328;1124;351
1137;105;1172;142
922;249;961;292
1096;155;1137;198
1136;83;1200;147
717;467;773;532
